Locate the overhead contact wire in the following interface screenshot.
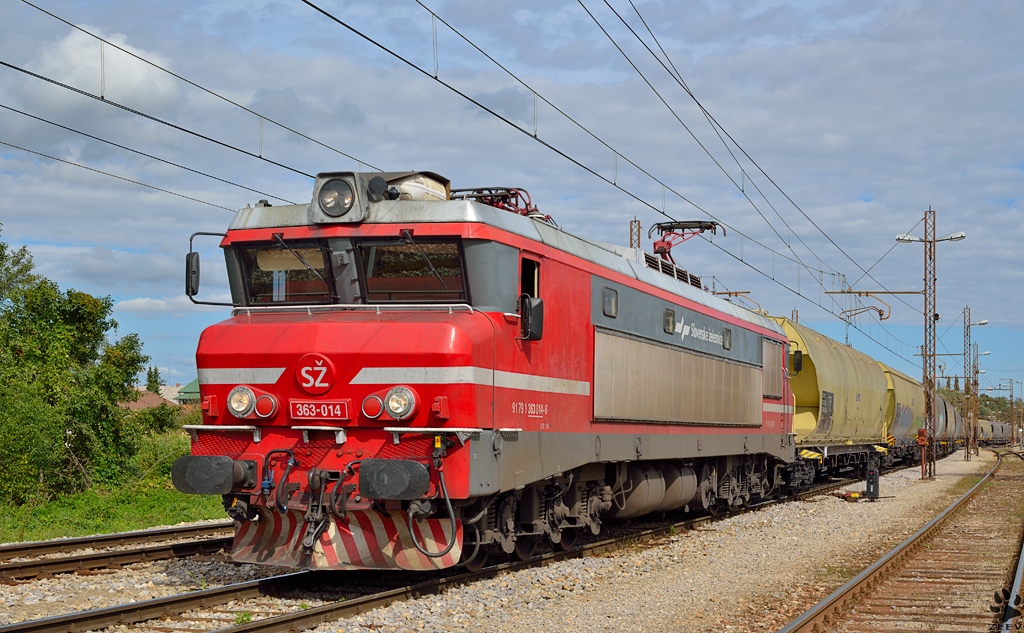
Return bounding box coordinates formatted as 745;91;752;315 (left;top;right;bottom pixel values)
0;140;234;211
300;0;911;362
0;103;296;204
608;0;843;283
577;0;815;276
411;0;832;277
18;0;381;172
0;60;315;179
850;217;924;288
619;0;919;313
707;233;914;363
295;0;696;226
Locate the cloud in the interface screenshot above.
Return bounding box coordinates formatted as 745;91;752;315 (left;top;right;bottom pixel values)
1;0;1022;388
115;294;230;316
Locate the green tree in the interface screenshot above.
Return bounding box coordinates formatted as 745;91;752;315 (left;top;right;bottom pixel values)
0;231;150;502
0;225;38;303
146;366;162;393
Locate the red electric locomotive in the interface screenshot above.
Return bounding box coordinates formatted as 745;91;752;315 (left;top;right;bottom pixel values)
174;171;796;570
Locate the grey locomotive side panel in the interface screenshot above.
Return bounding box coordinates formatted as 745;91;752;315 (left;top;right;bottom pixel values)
593;330;763;426
468;430;795;495
590;275;764;365
590;275;768;426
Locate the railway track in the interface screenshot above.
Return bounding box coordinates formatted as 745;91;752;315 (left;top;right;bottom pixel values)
779;450;1024;632
0;470;899;633
0;522;234;583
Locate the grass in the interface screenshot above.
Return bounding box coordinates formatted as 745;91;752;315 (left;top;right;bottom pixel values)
0;477;224;543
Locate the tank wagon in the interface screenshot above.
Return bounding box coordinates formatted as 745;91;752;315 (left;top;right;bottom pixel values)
770;319;959;484
979;420;1011;445
172;170;960;571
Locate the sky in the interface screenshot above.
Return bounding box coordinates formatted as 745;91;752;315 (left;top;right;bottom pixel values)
0;0;1021;398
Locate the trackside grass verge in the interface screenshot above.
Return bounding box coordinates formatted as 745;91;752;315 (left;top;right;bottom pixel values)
0;478;223;544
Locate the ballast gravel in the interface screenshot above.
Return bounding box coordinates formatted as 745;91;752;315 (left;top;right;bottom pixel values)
302;452;991;633
0;453;991;632
0;553;293;625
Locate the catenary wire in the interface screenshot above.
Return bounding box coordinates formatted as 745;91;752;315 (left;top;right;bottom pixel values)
0;2;953;368
589;0;919;319
0;140;234;211
711;232;914;363
298;0;914;362
850;217;924;288
419;2;909;356
18;0;382;172
608;0;835;280
415;0;887;333
614;0;917;328
618;0;920;313
584;1;908;335
579;1;873;321
0;103;297;204
0;60;315;179
412;0;836;278
19;0;897;361
575;0;820;281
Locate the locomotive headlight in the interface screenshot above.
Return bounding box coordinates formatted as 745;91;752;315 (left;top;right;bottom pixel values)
318;179;355;217
384;386;416;420
227;386;256;418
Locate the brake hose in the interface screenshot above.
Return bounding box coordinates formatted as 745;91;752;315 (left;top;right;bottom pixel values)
262;449;298;513
275;458;298;513
329;461;361;521
455;522;481;568
408;467;458;559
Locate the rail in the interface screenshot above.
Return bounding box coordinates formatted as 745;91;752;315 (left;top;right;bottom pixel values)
0;471;891;633
777;451;1004;633
0;521;233;561
1002;451;1024;629
0;522;234;582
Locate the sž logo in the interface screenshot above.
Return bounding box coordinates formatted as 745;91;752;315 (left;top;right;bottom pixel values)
295;353;335;395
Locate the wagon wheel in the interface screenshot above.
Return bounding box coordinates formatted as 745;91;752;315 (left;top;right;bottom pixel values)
512;534;539;561
552;528;579;551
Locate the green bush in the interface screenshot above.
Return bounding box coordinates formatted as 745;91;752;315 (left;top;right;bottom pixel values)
132;402;182;434
130;429;192;482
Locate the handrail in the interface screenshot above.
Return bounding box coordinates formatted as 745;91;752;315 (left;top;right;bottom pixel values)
231;303;475;316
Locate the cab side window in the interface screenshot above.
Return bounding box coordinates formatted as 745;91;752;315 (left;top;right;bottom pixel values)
521;258;540;298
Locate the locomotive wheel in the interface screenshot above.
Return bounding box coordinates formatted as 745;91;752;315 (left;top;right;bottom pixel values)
552;529;579;551
461;548;489;573
512;535;538;561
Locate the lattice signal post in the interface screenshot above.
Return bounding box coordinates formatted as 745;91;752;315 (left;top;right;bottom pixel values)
895;208;965;479
964;307;972;459
630;218;641;249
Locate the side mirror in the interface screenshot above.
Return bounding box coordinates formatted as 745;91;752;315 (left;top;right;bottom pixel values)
519;294;544;341
792;350;803;374
185;252;201;297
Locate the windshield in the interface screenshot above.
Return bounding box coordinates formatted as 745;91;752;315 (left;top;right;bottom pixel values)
358;239;467;303
239;244;331;304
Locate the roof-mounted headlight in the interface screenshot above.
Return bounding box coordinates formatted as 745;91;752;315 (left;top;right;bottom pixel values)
384;386;417;421
318;179;355;217
228;386;256;418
